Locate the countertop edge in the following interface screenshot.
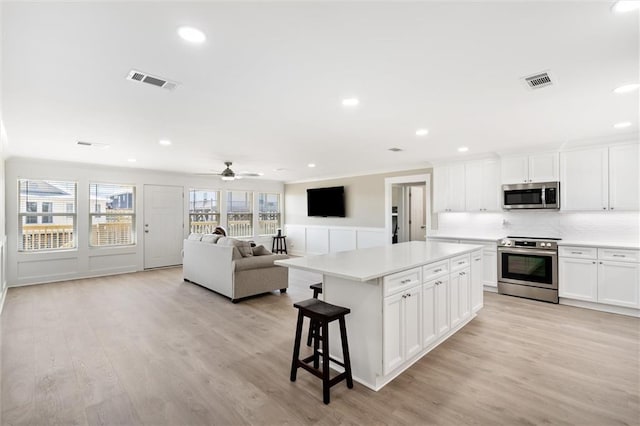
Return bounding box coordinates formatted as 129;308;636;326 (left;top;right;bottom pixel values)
558;241;640;250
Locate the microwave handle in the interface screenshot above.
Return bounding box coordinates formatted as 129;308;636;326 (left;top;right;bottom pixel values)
541;184;546;207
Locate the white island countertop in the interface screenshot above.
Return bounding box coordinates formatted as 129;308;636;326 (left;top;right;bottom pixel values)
275;241;483;282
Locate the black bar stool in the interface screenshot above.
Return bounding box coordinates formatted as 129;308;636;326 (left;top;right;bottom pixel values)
272;235;288;254
307;283;323;346
290;299;353;404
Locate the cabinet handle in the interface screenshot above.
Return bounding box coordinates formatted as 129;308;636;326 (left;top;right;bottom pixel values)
611;207;615;210
407;293;412;297
435;281;441;285
599;262;603;265
571;251;583;255
457;261;465;265
592;262;596;264
474;258;481;262
434;268;442;273
460;272;465;276
402;295;406;299
603;207;607;210
612;254;625;258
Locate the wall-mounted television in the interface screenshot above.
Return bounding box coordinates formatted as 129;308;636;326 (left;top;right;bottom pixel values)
307;186;346;217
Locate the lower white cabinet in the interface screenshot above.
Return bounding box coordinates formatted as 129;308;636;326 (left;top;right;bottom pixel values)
471;250;484;312
482;248;498;288
422;275;450;348
559;246;640;309
383;284;422;375
450;267;471;328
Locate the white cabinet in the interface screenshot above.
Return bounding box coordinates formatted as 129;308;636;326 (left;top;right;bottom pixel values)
609;144;640;211
423;275;450;348
433;164;466;212
561;144;639;211
458;239;498;288
383;284;422;374
598;261;639;309
559;245;640;309
561;147;609;211
450;267;471;328
470;250;484;312
501;152;559;184
465;159;500;212
559;257;598;302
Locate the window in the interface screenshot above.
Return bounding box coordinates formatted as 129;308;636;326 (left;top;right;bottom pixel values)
19;179;77;251
189;189;220;234
227;191;253;237
89;183;135;247
41;202;53;224
258;193;281;235
26;201;37;224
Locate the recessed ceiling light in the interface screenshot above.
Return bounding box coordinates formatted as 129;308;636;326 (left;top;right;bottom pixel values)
342;98;359;107
177;26;206;43
612;1;640;13
613;121;632;129
158;139;172;146
614;83;640;94
127;158;137;163
308;163;316;168
415;129;429;136
457;146;469;153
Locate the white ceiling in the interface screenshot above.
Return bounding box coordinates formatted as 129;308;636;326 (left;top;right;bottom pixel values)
1;1;638;183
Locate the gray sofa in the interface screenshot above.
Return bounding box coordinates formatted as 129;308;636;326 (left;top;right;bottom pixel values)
183;234;289;302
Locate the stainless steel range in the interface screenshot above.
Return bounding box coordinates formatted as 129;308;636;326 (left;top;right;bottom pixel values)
498;236;560;303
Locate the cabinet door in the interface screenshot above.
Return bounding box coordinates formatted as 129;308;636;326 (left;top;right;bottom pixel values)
558;257;598;301
465;161;483;211
561;147;608;211
422;280;437;347
458;268;471;321
598;261;640;308
471;251;484;313
482;249;498;287
433;166;449;212
528;152;559;183
448;163;466;211
501;156;529;184
383;292;404;374
450;272;461;327
481;159;501;211
609;144;640;211
404;286;423;360
435;276;450;335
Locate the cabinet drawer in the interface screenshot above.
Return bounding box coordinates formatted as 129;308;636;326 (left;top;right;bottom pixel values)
598;248;639;263
422;260;449;282
451;254;471;272
559;246;597;259
383;268;422;297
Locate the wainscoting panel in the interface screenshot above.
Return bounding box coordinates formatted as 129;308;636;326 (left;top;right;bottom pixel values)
329;229;357;253
88;252;138;275
285;225;387;256
16;256;80;284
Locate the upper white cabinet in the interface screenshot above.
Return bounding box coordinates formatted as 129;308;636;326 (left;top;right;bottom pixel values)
465;159;500;212
561;144;639;211
433;164;466;212
501;152;559;184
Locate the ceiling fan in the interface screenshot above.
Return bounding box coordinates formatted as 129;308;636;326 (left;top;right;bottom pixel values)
199;161;263;181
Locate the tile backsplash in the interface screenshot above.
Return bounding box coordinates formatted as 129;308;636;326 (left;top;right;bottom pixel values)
437;211;640;243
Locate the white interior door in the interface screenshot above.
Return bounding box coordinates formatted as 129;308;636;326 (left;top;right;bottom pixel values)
144;185;184;269
409;186;426;241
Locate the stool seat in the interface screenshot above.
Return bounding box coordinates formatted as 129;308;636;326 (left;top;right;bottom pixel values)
290;298;353;404
294;298;349;321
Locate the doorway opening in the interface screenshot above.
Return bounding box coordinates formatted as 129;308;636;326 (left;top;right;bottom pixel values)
385;174;431;245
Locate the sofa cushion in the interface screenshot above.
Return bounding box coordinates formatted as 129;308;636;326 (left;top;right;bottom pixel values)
201;234;222;244
187;233;203;241
252;245;272;256
234;254;289;271
218;237;253;257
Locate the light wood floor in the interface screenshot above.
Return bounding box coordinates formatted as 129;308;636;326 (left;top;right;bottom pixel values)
1;268;639;425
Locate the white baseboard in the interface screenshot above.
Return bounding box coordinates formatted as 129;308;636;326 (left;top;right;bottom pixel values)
0;284;7;316
559;298;639;318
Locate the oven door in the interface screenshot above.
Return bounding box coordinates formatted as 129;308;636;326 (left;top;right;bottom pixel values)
498;247;558;289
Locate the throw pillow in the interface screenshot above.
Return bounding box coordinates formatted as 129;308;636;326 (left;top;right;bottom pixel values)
252;245;272;256
201;234;222;244
217;237;254;258
187;233;203;241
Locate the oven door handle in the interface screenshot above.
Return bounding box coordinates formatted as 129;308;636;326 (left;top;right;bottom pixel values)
498;247;556;256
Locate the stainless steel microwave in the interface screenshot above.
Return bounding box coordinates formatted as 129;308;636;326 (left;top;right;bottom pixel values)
502;181;560;210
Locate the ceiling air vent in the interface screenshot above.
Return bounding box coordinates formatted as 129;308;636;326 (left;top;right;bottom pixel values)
388;147;403;152
77;141;110;149
522;71;554;90
126;69;178;91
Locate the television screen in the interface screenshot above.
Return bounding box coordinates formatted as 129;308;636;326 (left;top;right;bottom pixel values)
307;186;346;217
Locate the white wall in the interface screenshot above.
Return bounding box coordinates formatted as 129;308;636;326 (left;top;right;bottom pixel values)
5;157;284;287
0;0;7;314
436;211;640;244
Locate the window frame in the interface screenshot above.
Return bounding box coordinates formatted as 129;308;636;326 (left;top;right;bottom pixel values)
89;182;137;248
18;179;78;252
226;190;254;238
188;189;221;234
258;192;282;236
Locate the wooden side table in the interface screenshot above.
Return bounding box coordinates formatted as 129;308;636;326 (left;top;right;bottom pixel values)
272;235;288;254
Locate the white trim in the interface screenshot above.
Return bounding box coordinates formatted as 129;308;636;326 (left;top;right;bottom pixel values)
559;298;639;318
284;224;386;256
285;165;432;184
385;174;431;245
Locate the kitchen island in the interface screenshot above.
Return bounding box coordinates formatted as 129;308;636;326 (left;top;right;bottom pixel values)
276;241;484;391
